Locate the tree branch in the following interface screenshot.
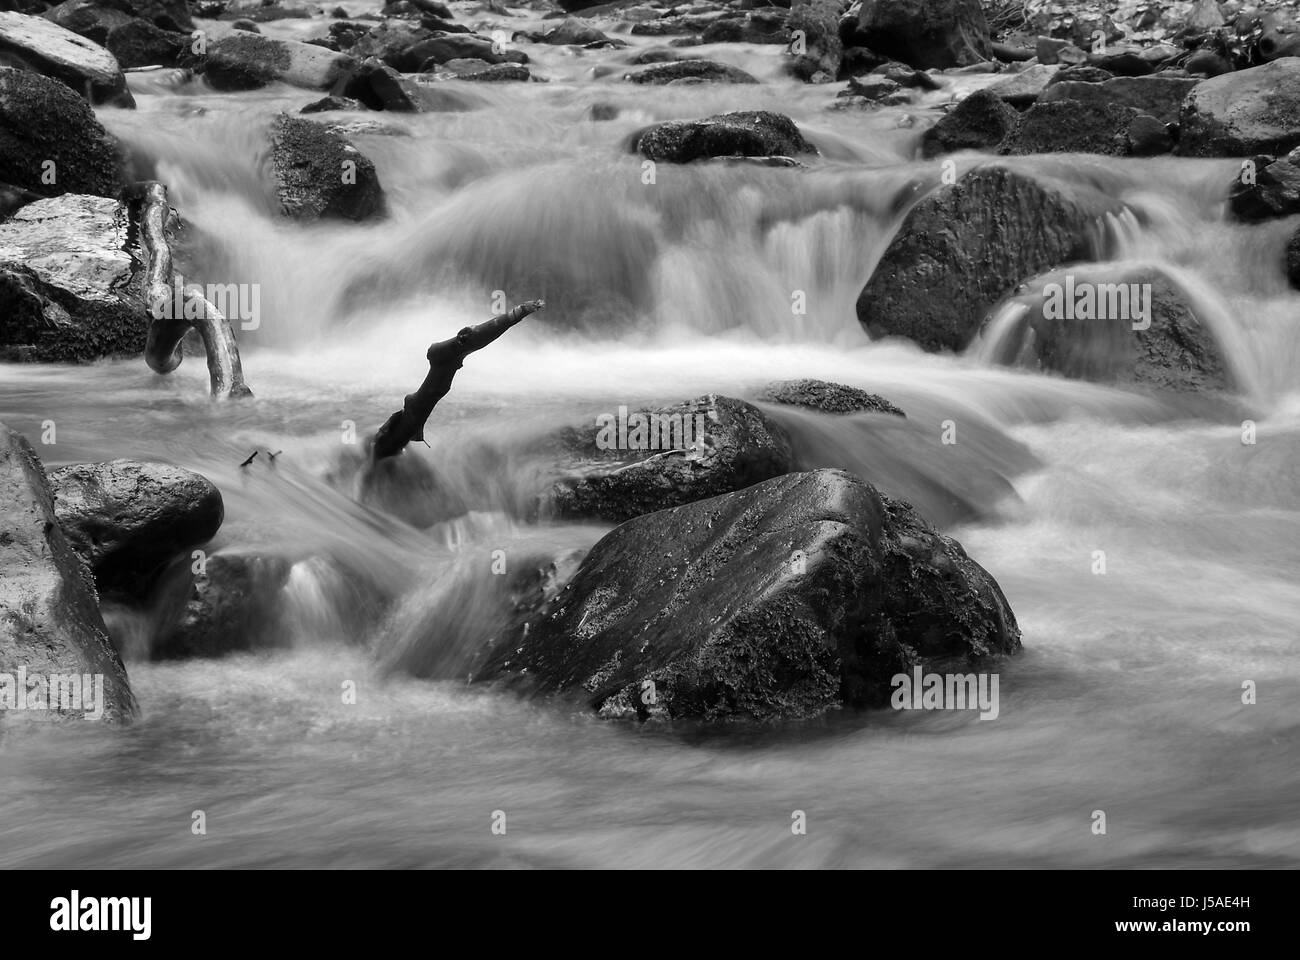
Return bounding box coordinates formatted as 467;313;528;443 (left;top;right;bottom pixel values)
369;299;544;461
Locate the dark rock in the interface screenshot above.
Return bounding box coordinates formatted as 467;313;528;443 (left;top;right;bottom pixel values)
269;113;386;222
0;10;133;106
41;0;133;45
1040;75;1199;125
1048;64;1112;84
983;62;1056;106
49;460;223;599
479;468;1020;721
0;67;124;199
1228;152;1300;221
1287;227;1300;289
544;395;795;524
400;33;525;70
631;46;681;65
301;93;363;113
457;62;530;81
1184;48;1231;77
540;17;608;45
855;0;990;69
333;57;421;111
346;18;430;64
1126;113;1173;156
1178;58;1300;157
872;61;940;89
635;110;815;164
1000;99;1140;156
104;18;185;68
788;0;842;81
759;378;904;416
229;18;259;32
151;551;293;659
700;12;788;45
857;167;1111;351
982;272;1231;394
0;181;41;220
0;194;148;363
920;87;1019;158
194;31;356;91
1086;49;1152;76
624;59;759;84
0;423;135;722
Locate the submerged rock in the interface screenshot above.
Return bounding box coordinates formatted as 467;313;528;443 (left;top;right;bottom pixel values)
624;59;759;84
544;395;794;523
151;551;294;659
858;167;1112;352
0;423;135;722
0;10;133;106
269;114;386;222
759;379;904;417
0;194;147;363
0;67;125;199
478;469;1020;722
49;460;224;600
635;110;815;164
193;31;356;91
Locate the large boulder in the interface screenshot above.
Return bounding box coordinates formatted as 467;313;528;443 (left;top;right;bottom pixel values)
193;31;356;91
543;395;795;523
624;59;759;84
999;99;1143;157
49;460;224;600
0;423;135;722
269;114;386;222
635;110;816;164
855;0;990;69
980;271;1231;394
1178;58;1300;157
1039;75;1199;126
787;0;842;82
858;167;1112;352
0;66;125;199
0;10;133;106
0;194;147;363
103;18;186;68
477;469;1020;721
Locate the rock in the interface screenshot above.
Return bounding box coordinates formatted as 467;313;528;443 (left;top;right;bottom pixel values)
1049;64;1112;84
458;63;530;81
0;423;135;722
541;17;609;45
0;182;41;221
983;62;1056;107
920;87;1019;157
0;10;133;106
0;194;148;363
839;75;902;101
41;0;134;45
624;59;759;84
788;0;842;81
1035;35;1067;64
0;67;125;200
855;0;990;69
151;551;293;659
1228;152;1300;221
332;57;421;111
1126;113;1173;156
1178;58;1300;157
1185;0;1224;32
982;272;1231;394
1287;227;1300;289
345;18;430;64
479;468;1020;721
403;33;525;70
635;110;815;164
49;460;223;599
218;0;319;22
999;99;1140;156
1258;11;1300;62
759;378;904;416
1039;75;1199;125
300;93;363;112
858;167;1111;351
700;12;788;45
194;31;356;91
631;46;681;65
872;61;940;90
104;18;186;68
269;114;386;222
544;395;795;524
1185;47;1232;77
1086;49;1152;77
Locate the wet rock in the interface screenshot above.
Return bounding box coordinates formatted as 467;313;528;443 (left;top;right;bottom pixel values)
855;0;990;69
540;17;609;45
759;378;904;417
631;46;681;65
1049;64;1113;84
982;271;1231;394
0;182;41;221
1185;47;1232;77
41;0;134;45
983;63;1056;107
404;33;526;70
457;62;530;81
0;10;133;106
1040;75;1198;126
346;18;430;64
193;31;356;91
788;0;842;81
300;93;364;113
0;67;125;199
1036;35;1068;64
269;113;386;222
1086;49;1152;77
1228;152;1300;221
1126;113;1173;156
333;57;421;111
544;395;795;524
479;468;1020;722
635;110;815;164
104;18;186;68
1287;227;1300;289
151;551;293;659
59;0;191;32
920;87;1019;158
1178;58;1300;157
49;460;223;599
0;423;135;722
218;0;319;22
0;194;148;363
999;99;1141;156
872;61;940;90
624;59;759;84
858;167;1112;351
700;11;788;45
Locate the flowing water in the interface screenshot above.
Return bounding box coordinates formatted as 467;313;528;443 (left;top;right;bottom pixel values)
1;6;1298;868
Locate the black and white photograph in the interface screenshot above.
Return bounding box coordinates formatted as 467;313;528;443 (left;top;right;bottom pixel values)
0;0;1292;913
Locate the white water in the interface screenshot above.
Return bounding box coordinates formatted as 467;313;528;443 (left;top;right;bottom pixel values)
1;6;1298;867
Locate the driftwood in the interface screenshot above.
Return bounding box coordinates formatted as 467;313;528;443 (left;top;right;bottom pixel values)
131;181;252;400
369;299;544;461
